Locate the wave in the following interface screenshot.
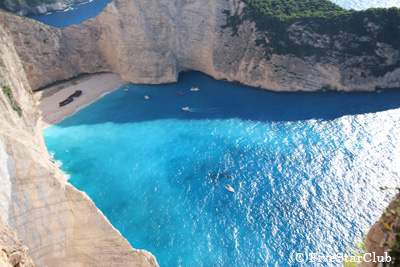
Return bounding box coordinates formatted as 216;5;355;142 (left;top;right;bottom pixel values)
49;151;71;180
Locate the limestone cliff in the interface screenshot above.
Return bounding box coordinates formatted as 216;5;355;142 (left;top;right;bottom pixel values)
0;217;34;267
4;0;400;92
0;11;158;267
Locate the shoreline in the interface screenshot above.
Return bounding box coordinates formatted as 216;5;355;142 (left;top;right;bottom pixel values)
35;73;127;128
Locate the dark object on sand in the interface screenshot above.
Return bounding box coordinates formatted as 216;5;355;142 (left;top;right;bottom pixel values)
59;90;82;107
70;90;82;98
59;98;73;107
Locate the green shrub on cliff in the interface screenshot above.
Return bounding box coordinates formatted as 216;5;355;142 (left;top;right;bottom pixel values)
245;0;346;23
343;234;366;266
222;0;400;77
2;84;22;117
242;0;400;33
241;0;400;45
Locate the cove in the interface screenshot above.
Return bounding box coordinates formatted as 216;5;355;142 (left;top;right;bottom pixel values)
27;0;400;28
44;71;400;266
27;0;112;28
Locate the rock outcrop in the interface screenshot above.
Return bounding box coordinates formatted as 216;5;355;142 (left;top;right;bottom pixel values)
3;0;400;92
0;217;34;267
361;193;400;267
0;10;158;267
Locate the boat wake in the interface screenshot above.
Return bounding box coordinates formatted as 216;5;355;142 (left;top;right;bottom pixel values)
187;108;223;113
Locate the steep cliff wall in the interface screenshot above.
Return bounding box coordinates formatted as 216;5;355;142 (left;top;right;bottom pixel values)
0;12;157;267
5;0;400;92
1;12;111;89
84;0;400;92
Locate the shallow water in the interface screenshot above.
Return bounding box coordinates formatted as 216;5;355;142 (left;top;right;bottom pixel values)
44;71;400;266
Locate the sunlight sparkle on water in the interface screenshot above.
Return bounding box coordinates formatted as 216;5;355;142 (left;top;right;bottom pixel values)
44;72;400;266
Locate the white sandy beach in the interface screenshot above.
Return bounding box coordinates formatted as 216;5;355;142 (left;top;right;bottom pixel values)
35;73;127;128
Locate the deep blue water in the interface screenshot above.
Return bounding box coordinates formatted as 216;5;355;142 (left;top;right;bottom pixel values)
27;0;112;28
44;71;400;267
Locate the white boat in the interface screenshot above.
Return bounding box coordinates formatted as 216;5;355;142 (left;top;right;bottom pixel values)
124;89;130;92
225;185;235;193
190;87;200;91
144;95;150;100
182;107;190;111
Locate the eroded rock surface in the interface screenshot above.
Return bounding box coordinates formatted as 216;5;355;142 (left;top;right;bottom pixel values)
361;193;400;267
0;217;34;267
0;12;158;267
4;0;400;92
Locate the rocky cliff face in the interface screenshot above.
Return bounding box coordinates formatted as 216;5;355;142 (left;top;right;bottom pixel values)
0;11;158;267
360;193;400;267
4;0;400;92
0;217;34;267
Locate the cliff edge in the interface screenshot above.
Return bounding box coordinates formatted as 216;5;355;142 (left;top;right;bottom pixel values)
361;193;400;267
0;10;158;267
4;0;400;92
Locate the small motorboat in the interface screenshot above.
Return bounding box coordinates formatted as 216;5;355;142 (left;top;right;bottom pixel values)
182;107;190;111
124;89;130;92
144;95;150;100
178;91;183;95
190;87;199;91
225;185;235;193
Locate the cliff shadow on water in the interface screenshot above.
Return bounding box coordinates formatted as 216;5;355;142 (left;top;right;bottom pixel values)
54;71;400;127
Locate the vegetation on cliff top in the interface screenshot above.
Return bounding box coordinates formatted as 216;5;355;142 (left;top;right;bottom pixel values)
245;0;345;22
223;0;400;77
244;0;400;40
379;188;400;266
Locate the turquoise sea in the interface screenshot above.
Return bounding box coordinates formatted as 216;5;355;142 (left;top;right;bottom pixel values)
44;71;400;266
31;0;400;265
